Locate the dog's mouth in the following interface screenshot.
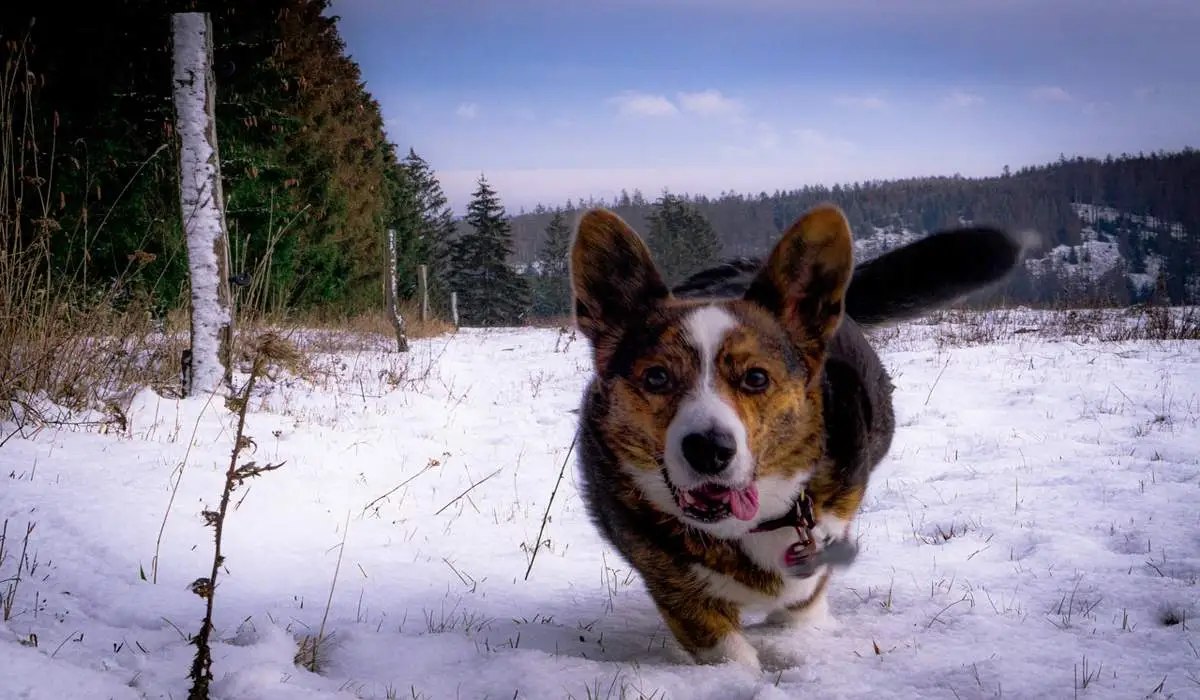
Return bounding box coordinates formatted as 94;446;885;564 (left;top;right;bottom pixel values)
670;481;760;523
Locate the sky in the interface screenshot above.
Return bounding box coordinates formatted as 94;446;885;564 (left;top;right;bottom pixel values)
330;0;1200;214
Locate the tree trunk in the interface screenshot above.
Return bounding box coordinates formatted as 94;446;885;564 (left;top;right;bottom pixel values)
173;12;233;396
386;228;409;352
417;264;429;323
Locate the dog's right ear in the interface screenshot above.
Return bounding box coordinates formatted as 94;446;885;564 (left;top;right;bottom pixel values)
570;208;669;363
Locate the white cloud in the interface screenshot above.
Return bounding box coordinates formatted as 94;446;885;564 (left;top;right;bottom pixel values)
455;102;479;119
1029;86;1072;102
677;89;746;120
833;95;888;110
721;122;781;159
756;122;780;150
794;128;856;154
607;91;679;117
941;89;984;108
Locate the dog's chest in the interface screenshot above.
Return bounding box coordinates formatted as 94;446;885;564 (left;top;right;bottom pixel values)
690;516;847;610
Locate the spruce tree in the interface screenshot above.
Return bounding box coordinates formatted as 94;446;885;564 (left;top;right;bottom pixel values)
391;149;456;309
530;208;573;318
446;176;530;327
645;193;723;285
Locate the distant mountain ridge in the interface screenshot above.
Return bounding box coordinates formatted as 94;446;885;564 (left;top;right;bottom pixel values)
505;149;1200;306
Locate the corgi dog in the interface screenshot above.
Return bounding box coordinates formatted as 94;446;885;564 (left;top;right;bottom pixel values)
568;203;1024;671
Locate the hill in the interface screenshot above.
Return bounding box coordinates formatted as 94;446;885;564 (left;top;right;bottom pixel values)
507;150;1200;307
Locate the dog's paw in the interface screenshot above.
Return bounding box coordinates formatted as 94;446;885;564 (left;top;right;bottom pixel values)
765;594;840;631
693;631;762;673
756;640;808;673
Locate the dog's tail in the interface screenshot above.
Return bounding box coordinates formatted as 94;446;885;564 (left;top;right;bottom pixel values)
671;226;1036;324
845;226;1035;326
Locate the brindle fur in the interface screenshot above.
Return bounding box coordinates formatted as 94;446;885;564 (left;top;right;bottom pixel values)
570;203;1024;665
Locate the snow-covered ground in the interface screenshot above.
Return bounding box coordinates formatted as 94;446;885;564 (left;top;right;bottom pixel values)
2;311;1199;700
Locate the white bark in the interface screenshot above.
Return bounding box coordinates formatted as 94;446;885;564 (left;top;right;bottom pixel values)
386;228;409;352
418;264;429;322
173;12;232;396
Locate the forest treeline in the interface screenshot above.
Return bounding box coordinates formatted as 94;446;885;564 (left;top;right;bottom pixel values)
3;3;1197;329
4;1;409;317
508;150;1200;309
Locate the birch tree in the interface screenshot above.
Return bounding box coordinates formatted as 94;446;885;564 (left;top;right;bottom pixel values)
172;12;233;396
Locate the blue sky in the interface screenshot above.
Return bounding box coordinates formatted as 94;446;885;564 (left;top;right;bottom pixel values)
331;0;1200;214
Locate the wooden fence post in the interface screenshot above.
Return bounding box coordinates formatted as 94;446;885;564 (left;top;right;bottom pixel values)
417;264;429;323
172;11;233;396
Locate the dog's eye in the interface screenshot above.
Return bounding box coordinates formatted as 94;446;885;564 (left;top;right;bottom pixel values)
740;368;771;393
642;366;672;393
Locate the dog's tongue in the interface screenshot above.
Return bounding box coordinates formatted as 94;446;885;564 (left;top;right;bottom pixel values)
728;484;759;521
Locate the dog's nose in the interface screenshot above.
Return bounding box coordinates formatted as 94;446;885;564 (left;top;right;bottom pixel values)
680;430;737;474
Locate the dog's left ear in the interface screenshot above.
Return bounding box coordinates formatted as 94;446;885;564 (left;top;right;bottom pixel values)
744;204;855;379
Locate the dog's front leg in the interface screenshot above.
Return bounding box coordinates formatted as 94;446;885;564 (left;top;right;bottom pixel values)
647;587;759;672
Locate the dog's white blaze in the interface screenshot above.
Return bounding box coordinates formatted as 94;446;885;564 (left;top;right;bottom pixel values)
664;305;754;496
692;629;761;671
683;305;736;386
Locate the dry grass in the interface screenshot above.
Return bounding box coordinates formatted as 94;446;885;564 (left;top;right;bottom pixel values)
187;332;294;700
868;304;1200;352
0;32;185;433
0;35;454;434
234;302;456;357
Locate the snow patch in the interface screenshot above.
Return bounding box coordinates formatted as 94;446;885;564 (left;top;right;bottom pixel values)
2;320;1199;698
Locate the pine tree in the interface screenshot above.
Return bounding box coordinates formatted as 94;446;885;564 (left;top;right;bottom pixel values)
644;193;723;285
530;208;573;317
446;175;530;326
396;149;456;307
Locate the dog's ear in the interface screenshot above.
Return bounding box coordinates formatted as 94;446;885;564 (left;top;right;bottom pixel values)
570;208;670;365
744;203;854;379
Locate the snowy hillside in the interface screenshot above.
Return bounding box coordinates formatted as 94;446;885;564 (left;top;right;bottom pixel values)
2;313;1199;699
850;203;1188;300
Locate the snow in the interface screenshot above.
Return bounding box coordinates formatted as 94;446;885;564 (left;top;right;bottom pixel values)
854;225;924;263
844;204;1191;300
2;313;1199;700
172;12;231;396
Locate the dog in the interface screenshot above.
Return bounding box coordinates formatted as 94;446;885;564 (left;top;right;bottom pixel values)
568;203;1024;671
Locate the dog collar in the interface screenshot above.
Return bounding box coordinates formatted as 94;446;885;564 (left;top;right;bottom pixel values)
749;490;824;573
750;489;816;535
749;489;860;575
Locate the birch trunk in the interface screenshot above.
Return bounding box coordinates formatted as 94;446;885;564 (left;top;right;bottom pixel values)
386;228;409;352
173;12;233;397
417;264;429;323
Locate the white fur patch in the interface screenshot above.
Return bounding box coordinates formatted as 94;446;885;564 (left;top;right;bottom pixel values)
693;630;761;671
765;590;839;630
663;306;755;510
693;561;828;611
694;510;853;614
683;305;738;376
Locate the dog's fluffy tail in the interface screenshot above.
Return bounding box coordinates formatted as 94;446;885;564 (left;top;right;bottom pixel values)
845;226;1035;327
671;226;1036;324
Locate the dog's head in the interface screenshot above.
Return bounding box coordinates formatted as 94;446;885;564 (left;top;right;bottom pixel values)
571;204;854;539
